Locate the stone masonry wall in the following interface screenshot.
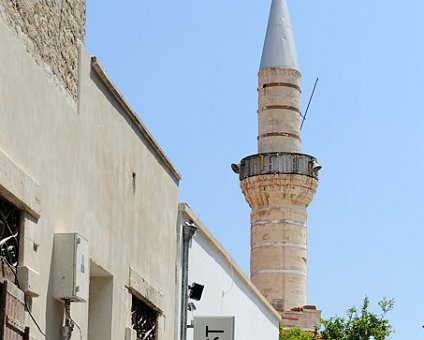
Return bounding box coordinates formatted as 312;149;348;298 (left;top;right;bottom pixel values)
0;0;86;99
241;173;318;313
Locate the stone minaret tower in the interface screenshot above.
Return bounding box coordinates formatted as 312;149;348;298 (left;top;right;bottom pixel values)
234;0;321;327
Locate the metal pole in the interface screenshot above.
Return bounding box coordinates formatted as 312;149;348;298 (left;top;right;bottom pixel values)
180;221;197;340
300;77;319;130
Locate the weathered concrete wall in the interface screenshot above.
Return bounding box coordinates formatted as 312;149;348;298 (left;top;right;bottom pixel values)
258;68;302;153
0;0;85;99
0;15;180;340
241;174;317;312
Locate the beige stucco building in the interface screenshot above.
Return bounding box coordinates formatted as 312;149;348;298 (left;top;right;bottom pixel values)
0;1;181;339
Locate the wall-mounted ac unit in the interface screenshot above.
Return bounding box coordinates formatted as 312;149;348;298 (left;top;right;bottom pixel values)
53;233;89;302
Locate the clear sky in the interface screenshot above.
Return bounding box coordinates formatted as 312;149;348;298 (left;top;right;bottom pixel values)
86;1;424;338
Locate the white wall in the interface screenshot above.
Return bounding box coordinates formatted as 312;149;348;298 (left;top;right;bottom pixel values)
186;225;280;340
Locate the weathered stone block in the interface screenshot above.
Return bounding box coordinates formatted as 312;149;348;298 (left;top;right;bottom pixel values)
0;0;86;99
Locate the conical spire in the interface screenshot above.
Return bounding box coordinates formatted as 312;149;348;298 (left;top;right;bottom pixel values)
260;0;299;70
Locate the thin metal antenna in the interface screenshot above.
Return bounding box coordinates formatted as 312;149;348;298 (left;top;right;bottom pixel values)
300;77;319;130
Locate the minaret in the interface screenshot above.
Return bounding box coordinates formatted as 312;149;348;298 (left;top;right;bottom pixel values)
233;0;321;327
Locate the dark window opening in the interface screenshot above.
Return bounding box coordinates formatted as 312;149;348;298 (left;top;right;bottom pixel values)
0;197;21;268
131;295;158;340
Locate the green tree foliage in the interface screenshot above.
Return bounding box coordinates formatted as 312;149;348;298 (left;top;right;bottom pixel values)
320;297;395;340
279;324;318;340
279;298;394;340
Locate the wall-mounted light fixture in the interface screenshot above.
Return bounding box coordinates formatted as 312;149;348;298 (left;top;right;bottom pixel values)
189;282;204;301
231;163;240;174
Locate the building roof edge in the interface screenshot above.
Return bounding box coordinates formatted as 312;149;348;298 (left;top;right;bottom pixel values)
91;57;181;182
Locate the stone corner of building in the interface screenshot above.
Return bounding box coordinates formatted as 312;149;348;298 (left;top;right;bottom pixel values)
280;305;322;331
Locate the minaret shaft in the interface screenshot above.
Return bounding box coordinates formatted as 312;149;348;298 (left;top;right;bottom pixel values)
238;0;320;320
242;173;317;312
258;68;301;153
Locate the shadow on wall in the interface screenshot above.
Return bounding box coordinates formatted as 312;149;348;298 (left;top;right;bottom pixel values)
46;240;66;339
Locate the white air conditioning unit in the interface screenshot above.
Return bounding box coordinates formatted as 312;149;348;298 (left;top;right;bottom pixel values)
53;233;89;302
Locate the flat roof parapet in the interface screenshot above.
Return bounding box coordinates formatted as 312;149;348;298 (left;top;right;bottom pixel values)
91;57;181;183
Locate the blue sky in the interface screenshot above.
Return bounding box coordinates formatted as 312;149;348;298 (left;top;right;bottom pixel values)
86;1;424;338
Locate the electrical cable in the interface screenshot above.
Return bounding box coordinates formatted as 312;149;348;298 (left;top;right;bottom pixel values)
0;256;51;340
221;263;234;314
222;263;234;295
64;301;83;340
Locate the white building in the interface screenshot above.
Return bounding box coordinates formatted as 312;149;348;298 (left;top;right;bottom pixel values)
179;204;281;340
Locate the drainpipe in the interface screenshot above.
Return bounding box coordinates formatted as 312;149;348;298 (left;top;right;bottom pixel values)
180;221;197;340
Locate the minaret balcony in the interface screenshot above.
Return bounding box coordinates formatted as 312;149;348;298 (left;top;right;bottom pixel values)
238;153;320;181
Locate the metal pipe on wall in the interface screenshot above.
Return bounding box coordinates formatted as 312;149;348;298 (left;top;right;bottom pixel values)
180;221;197;340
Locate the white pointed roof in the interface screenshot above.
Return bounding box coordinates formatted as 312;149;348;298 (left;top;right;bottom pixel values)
260;0;299;70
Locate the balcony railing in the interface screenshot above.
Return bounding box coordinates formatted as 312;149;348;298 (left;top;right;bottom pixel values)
239;152;320;181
